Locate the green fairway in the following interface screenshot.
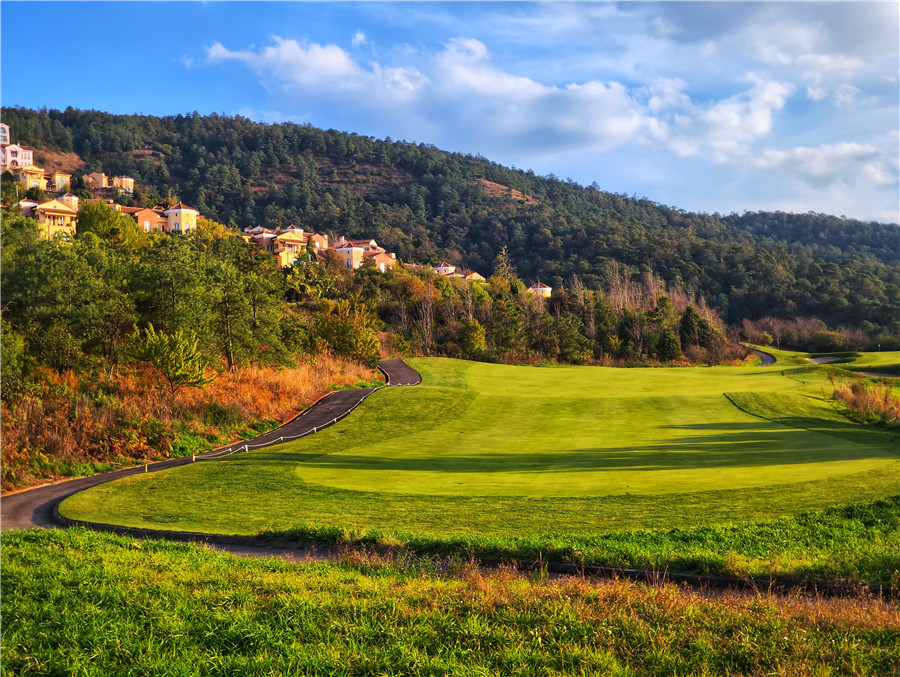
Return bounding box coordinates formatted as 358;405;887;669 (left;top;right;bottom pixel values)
61;357;898;544
838;350;900;376
270;358;894;497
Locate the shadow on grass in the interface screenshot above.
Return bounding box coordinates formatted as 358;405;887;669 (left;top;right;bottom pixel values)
262;422;896;474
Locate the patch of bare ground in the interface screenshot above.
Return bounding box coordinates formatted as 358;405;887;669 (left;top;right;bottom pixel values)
31;149;85;174
316;158;413;198
475;178;540;205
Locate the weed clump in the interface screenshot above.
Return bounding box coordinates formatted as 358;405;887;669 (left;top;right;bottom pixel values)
830;373;899;426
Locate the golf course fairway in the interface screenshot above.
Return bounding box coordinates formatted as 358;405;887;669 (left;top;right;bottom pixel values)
60;355;899;538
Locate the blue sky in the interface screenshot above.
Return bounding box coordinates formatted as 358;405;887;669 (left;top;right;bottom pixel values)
2;1;897;222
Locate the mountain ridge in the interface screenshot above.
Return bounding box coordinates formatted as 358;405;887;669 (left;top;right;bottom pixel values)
2;105;897;329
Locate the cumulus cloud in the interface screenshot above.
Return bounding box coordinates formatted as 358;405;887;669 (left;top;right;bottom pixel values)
756;141;899;190
207;38;425;102
205;36;797;162
668;76;794;162
352;31;367;47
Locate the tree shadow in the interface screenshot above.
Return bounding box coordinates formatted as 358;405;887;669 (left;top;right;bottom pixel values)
281;420;896;475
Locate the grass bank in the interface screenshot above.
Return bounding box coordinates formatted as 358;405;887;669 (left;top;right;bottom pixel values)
258;495;900;585
1;357;380;491
3;528;898;677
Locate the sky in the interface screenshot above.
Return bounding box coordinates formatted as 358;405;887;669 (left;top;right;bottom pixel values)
2;1;898;223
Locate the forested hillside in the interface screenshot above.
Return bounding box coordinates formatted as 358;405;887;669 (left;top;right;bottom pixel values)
2;106;898;331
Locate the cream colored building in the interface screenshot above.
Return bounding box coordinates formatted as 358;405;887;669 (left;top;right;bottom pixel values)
35;199;77;239
163;202;199;233
434;261;456;276
112;175;134;193
527;282;553;298
83;172;108;190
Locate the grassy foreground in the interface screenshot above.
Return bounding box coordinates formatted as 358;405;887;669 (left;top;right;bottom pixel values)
3;528;898;677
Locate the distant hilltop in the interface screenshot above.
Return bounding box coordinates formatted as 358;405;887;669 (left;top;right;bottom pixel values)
1;106;897;330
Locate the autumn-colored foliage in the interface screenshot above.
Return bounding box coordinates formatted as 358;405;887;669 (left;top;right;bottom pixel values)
831;374;900;426
1;357;379;491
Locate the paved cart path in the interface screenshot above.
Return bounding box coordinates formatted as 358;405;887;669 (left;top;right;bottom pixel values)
749;348;777;366
1;359;419;531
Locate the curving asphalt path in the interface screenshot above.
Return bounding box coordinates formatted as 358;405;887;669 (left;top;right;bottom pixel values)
748;348;777;366
1;359;419;532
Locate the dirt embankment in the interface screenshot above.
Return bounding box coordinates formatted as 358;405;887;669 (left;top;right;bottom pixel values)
31;149;85;174
475;179;540;205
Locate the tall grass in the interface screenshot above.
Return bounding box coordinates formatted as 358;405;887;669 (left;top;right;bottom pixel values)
3;528;898;676
831;373;900;425
260;496;900;585
1;357;379;490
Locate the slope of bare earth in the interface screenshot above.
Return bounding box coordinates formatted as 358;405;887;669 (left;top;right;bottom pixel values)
31;149;86;174
475;179;540;205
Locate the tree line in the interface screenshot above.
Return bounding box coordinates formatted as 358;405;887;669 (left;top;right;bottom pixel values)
2;208;750;404
2;105;898;336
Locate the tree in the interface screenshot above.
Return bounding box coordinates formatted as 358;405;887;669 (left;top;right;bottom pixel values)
315;297;381;367
76;200;145;249
132;323;214;396
1;179;26;206
459;319;486;358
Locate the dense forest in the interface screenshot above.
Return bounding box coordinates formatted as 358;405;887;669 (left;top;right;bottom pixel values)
2;106;898;333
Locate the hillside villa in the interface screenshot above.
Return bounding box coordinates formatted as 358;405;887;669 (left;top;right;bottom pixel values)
242;228;398;271
527;282;553;298
0;123;472;278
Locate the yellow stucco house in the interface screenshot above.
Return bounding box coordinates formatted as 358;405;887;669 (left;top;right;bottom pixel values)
162;202;199;233
57;192;80;212
49;172;71;192
271;231;308;268
335;245;365;270
35;199;77;239
13;165;48;191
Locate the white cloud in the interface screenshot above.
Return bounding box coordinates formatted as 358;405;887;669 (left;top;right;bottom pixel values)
756;141;899;189
647;78;689;113
352;31;367;47
669;76;794;162
202;19;897;220
207;38;425;102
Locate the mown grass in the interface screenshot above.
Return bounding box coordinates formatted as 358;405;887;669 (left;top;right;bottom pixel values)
3;528;898;677
59;356;899;581
821;350;900;376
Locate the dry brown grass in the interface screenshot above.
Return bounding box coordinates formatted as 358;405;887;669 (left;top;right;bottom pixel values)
475;179;541;205
31;148;86;174
327;547;900;632
831;374;900;425
0;357;380;491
